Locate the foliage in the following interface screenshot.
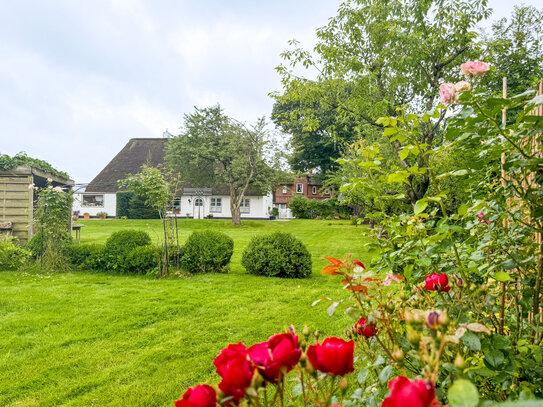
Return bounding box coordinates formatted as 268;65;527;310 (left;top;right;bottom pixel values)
116;191;161;219
242;232;312;278
0;152;70;179
179;230;233;274
288;195;343;219
65;243;105;270
269;207;279;217
328;63;543;404
274;0;491;201
125;245;159;275
120;165;178;275
0;237;31;270
103;229;152;273
272;96;359;174
481;6;543;98
116;191;133;218
34;184;73;272
166;105;278;226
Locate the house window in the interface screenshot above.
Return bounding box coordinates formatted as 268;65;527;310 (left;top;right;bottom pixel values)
82;194;104;207
312;186;317;195
173;198;181;212
296;183;303;194
324;189;330;195
282;186;287;194
210;198;222;212
194;198;203;207
240;198;250;213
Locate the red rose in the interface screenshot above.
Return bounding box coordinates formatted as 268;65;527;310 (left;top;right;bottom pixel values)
424;273;450;293
354;317;377;337
307;337;354;376
382;376;441;407
175;384;217;407
213;343;254;401
248;333;301;383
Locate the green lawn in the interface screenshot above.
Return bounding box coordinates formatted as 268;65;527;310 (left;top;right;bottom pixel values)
0;219;376;406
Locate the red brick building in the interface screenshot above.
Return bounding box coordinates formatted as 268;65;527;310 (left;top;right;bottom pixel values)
273;175;330;209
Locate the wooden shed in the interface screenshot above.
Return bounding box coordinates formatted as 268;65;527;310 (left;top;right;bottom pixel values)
0;166;73;243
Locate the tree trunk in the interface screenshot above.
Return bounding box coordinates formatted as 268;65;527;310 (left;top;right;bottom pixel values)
231;200;242;225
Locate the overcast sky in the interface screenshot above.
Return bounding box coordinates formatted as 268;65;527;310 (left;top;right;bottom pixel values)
1;1;540;183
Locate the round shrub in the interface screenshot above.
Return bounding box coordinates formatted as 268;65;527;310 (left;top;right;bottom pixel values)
241;232;312;278
180;230;233;273
0;238;31;270
126;245;159;274
103;229;152;272
65;243;105;270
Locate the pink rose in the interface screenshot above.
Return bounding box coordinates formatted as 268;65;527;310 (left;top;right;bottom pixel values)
460;61;489;77
439;83;457;105
454;81;471;93
477;212;489;225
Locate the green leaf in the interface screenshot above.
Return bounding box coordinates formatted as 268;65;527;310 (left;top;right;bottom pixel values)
458;204;468;216
448;379;479;407
384;127;399;136
492;271;512;282
357;367;369;385
501;259;516;271
378;365;393;385
399;148;409;160
414;199;428;215
450;169;468;176
485;350;505;370
462;330;481;351
372;355;385;367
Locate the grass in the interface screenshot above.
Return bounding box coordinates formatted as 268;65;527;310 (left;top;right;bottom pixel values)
0;219;376;406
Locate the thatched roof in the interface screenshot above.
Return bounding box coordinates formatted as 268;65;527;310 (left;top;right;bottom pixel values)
86;138;166;193
85;138;266;196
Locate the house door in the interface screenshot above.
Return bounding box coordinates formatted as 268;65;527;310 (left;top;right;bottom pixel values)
193;198;204;219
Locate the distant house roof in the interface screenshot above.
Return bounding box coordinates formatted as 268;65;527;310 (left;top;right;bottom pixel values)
86;138;167;193
84;138;266;196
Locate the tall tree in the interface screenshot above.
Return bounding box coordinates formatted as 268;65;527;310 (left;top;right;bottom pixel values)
272;94;360;175
274;0;490;204
481;5;543;97
166;105;274;225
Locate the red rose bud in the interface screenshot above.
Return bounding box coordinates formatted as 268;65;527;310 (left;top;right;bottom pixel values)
175;385;217;407
213;343;254;401
248;333;301;383
424;273;451;293
382;376;441;407
354;317;378;337
307;337;354;376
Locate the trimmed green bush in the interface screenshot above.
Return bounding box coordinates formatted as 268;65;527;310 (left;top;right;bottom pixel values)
126;245;159;274
0;238;31;270
180;230;233;273
103;230;152;272
66;243;105;270
128;194;160;219
241;232;312;278
288;195;350;219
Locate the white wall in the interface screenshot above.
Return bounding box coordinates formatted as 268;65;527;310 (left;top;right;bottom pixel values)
73;193;116;217
178;193;273;219
72;192;274;219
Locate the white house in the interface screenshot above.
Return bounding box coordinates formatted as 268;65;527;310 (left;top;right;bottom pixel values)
73;138;274;219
